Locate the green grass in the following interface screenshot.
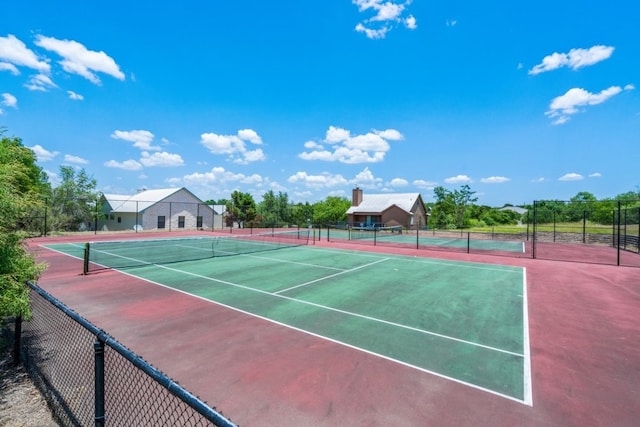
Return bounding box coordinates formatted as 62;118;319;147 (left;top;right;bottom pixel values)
464;222;619;235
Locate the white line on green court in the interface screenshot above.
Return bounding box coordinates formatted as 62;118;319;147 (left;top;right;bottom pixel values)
273;257;391;294
98;259;530;406
310;246;523;274
109;255;525;359
42;242;530;405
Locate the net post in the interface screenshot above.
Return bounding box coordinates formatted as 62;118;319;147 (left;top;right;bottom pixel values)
83;242;90;275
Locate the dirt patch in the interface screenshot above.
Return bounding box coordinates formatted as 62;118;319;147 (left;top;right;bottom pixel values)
0;339;58;427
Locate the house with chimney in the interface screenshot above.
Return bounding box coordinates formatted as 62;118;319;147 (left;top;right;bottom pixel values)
346;187;428;230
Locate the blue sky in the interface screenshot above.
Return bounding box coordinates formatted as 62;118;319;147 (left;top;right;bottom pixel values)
1;1;638;206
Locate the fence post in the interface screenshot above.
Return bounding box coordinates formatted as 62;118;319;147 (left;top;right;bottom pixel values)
12;315;22;367
467;232;470;254
44;198;48;237
532;201;537;259
617;201;621;266
94;337;106;427
583;210;587;244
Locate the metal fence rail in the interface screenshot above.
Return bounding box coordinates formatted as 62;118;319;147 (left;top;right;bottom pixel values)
14;282;236;427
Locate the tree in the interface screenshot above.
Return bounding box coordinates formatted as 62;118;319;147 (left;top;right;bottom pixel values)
312;196;350;226
258;190;291;226
291;202;314;226
431;185;477;229
0;133;48;320
49;166;98;231
565;191;598;222
226;191;257;228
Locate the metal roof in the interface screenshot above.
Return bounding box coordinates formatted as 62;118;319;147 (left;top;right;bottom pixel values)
346;193;422;214
102;188;206;213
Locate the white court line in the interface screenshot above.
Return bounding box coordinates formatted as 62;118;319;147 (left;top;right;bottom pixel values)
43;242;531;404
94;263;530;405
522;268;533;406
89;249;525;359
274;257;391;294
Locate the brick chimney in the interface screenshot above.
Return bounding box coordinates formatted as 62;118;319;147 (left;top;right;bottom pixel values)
352;187;363;206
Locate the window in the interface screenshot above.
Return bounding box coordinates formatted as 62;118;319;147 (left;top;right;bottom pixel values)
158;216;166;229
109;214;114;220
178;216;185;228
117;217;121;223
196;216;203;228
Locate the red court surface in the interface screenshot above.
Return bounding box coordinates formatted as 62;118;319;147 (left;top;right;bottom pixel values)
28;233;640;426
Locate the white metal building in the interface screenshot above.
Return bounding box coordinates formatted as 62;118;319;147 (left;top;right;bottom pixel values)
97;187;218;231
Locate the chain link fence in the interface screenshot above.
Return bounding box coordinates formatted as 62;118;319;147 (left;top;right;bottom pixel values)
325;200;640;267
11;282;236;427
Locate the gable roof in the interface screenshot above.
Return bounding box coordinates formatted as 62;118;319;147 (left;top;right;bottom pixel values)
102;188;207;213
346;193;422;214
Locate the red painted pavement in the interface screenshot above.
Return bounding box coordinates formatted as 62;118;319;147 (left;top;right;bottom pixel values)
27;232;640;426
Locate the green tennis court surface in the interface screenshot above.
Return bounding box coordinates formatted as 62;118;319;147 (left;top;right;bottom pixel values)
44;239;531;404
329;229;526;252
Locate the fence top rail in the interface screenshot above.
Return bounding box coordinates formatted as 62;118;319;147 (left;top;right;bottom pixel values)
26;281;237;427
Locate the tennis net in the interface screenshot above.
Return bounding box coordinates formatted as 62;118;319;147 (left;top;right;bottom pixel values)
83;230;310;273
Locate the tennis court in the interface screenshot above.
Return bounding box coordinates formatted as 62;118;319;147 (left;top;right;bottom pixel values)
44;231;531;404
327;228;526;252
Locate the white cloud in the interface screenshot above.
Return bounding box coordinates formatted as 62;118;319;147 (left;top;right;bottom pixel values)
200;129;266;164
175;167;260;194
287;171;349;189
0;35;50;73
529;45;614;75
530;177;545;183
444;174;473;184
405;15;417;29
237;129;262;144
446;19;457;27
355;24;389;39
0;62;20;75
67;90;84;100
389;177;408;187
236;148;265;164
30;144;59;162
34;35;124;84
413;179;438;189
353;0;416;39
111;130;160;151
299;126;402;164
353;167;383;188
480;176;510;184
545;86;623;124
64;154;88;164
1;93;17;109
325;125;352;143
139;151;184;167
375;128;403;140
625;84;635;91
559;173;584;181
25;73;58;91
589;172;602;178
104;159;143;171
